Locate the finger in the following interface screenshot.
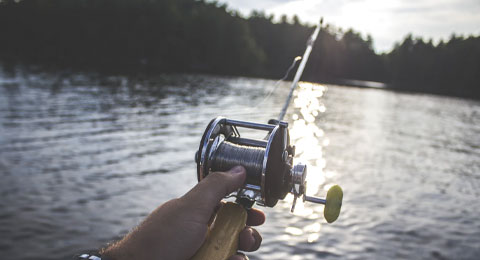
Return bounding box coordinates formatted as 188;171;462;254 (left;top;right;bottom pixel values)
246;208;266;226
238;227;262;252
181;166;246;222
229;252;249;260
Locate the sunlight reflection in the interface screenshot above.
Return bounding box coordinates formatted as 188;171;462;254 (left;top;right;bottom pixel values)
325;170;337;178
285;226;303;236
305;222;322;243
304;222;321;233
282;82;338;243
287;82;331;218
323;183;335;192
307;233;320;243
322;138;330;147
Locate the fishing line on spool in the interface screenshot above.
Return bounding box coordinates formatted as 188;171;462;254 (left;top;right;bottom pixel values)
211;141;265;185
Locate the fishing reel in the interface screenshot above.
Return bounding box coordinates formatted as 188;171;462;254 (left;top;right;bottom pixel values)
195;117;343;223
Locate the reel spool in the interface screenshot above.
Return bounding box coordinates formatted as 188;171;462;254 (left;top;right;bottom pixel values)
195;116;343;223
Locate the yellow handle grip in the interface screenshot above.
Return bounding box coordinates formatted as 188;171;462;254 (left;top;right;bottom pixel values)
324;185;343;223
191;202;248;260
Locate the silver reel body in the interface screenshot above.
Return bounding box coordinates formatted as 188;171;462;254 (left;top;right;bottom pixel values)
195;117;322;211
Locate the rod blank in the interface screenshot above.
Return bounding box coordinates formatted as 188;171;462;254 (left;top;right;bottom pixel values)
278;19;322;121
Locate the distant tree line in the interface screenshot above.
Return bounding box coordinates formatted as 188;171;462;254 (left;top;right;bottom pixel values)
0;0;478;99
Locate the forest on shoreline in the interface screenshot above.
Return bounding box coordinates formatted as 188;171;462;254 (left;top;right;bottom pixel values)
0;0;479;99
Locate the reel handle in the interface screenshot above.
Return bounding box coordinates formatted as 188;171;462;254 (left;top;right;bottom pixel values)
304;185;343;223
191;202;248;260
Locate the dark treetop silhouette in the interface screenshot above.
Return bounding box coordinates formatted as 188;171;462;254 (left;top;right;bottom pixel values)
0;0;479;99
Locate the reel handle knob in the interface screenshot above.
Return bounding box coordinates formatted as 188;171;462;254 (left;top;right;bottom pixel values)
304;185;343;223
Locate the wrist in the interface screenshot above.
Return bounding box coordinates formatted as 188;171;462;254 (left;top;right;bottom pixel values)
101;244;129;260
101;238;148;260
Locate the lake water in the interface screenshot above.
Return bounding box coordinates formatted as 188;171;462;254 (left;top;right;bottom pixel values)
0;69;479;260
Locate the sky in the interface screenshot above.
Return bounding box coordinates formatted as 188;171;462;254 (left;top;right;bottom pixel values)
219;0;480;53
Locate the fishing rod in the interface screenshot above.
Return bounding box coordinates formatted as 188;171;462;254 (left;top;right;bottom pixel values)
191;18;343;260
278;18;323;121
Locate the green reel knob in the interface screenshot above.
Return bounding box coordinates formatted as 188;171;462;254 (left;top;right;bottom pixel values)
324;185;343;223
304;185;343;223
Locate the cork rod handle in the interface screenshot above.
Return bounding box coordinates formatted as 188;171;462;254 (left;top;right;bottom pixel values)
191;202;248;260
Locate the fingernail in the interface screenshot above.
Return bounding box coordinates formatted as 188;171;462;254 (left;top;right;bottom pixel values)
229;166;245;174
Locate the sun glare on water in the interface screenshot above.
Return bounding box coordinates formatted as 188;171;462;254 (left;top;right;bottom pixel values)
280;82;337;242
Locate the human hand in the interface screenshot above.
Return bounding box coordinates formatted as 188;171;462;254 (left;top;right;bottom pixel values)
102;166;265;260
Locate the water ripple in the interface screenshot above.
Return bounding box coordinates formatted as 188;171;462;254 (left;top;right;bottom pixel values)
1;70;479;260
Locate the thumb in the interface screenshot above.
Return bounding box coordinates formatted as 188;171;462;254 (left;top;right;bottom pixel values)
181;166;246;216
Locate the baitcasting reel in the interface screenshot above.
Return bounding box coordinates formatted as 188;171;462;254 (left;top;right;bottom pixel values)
195;117;342;223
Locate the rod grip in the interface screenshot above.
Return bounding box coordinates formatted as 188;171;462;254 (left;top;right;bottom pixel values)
191;202;248;260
